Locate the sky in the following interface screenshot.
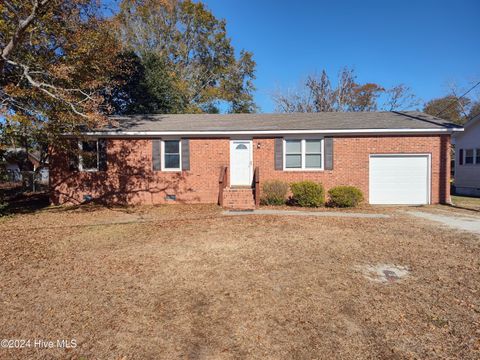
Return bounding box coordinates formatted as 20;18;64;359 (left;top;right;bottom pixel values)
197;0;480;112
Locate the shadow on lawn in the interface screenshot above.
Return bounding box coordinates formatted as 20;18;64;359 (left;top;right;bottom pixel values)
4;191;50;215
447;202;480;213
450;193;480;213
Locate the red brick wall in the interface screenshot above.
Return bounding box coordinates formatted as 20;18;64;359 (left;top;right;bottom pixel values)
50;134;451;205
50;138;230;205
254;135;450;204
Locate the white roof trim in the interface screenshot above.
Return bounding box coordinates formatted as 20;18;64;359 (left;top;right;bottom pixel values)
72;128;462;137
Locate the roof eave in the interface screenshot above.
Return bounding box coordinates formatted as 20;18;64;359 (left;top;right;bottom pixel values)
65;127;462;138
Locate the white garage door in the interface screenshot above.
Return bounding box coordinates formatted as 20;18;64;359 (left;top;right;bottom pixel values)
369;155;430;205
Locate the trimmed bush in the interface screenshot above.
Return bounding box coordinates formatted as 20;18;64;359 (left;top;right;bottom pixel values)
261;180;289;205
289;181;325;207
328;186;364;208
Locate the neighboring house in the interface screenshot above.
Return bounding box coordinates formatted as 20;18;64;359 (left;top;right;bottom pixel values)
3;148;49;184
50;111;461;209
5;161;22;182
452;113;480;196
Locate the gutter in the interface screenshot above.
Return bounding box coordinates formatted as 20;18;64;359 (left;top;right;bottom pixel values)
67;127;463;138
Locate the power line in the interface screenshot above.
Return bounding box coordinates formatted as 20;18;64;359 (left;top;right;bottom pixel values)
434;80;480;118
466;110;480;122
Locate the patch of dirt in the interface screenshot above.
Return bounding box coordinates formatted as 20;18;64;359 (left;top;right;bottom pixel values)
356;263;410;283
0;205;479;359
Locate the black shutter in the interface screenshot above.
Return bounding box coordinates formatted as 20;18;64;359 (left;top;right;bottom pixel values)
68;139;79;171
98;139;107;171
274;138;283;170
181;138;190;171
324;137;334;170
152;139;161;171
459;149;463;165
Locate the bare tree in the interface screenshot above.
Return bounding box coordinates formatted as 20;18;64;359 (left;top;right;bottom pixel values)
333;67;357;111
446;81;477;119
273;88;314;113
307;70;334;112
274;67;414;113
382;84;421;111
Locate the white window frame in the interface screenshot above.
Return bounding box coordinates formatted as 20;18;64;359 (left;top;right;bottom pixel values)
283;137;324;171
161;139;182;172
464;148;475;165
78;139;99;172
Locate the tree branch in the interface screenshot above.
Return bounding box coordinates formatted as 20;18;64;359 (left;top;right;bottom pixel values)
6;58;89;118
1;0;52;68
4;0;20;19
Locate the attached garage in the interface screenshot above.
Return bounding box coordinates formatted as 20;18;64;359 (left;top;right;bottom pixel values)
369;154;430;205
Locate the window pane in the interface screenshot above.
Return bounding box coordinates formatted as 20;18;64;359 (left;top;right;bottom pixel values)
82;153;98;169
81;141;98;170
286;140;301;154
165;154;180;169
305;154;321;168
306;139;321;153
466;149;474;164
286;154;301;168
164;140;179;154
476;149;480;164
82;141;97;152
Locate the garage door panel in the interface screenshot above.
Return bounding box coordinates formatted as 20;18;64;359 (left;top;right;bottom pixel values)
369;155;429;205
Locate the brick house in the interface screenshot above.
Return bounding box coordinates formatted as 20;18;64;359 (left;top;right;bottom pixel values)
50;111;462;209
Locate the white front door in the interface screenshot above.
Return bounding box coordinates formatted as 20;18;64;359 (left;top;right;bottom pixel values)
369;154;430;205
230;140;253;186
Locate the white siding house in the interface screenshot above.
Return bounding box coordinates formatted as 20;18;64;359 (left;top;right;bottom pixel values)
453;114;480;196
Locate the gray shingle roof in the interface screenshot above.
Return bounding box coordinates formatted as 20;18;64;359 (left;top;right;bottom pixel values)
103;111;460;133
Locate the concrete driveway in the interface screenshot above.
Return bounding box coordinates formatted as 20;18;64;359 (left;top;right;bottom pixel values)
406;209;480;235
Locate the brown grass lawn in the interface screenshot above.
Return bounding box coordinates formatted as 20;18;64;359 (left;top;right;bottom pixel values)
0;205;479;359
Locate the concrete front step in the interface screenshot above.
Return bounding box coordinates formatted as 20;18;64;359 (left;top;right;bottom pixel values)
222;187;255;210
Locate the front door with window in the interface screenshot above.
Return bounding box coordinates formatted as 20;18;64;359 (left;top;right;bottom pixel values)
230;140;253;186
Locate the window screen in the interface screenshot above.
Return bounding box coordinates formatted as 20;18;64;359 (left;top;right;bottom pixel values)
164;140;180;169
285;140;302;168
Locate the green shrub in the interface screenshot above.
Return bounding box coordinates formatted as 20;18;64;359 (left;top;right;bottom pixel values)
328;186;364;208
289;181;325;207
261;180;289;205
